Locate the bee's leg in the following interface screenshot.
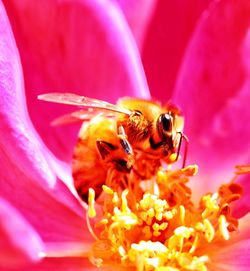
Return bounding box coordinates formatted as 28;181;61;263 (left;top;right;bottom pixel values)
175;132;189;168
96;140;132;173
96;141;117;160
117;125;134;168
117;126;133;155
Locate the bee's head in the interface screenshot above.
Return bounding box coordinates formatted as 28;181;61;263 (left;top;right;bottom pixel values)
157;112;184;143
154;110;186;165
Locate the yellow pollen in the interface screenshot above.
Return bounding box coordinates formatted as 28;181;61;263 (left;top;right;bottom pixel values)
155;268;179;271
181;164;199;176
179;205;185;224
169;153;178;163
98;218;108;225
112;192;119;204
102;185;114;195
189;234;199;254
174;226;194;238
203;219;215;242
219;215;230;240
87;165;243;270
88;188;96;218
121;189;130;212
201;193;219;219
148;208;155;218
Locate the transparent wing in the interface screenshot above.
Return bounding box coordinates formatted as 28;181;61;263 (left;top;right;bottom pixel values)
51;109;115;126
38;93;131;115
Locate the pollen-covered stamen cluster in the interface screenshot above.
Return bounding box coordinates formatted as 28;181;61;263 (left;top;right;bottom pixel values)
87;165;243;271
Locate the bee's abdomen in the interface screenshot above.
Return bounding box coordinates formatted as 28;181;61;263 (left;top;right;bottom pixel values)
72;127;107;201
72;117;117;201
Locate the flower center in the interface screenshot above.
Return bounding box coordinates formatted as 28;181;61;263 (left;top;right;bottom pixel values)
87;165;243;271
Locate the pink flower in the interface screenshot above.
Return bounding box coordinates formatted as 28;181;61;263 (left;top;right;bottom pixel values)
0;0;250;270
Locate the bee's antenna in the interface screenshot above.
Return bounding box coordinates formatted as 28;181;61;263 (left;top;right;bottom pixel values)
176;132;189;168
182;134;189;168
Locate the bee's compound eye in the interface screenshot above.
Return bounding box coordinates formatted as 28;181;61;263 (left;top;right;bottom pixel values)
161;113;172;132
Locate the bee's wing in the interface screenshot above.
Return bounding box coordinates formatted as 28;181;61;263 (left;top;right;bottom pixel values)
38;93;131;115
51;109;115;126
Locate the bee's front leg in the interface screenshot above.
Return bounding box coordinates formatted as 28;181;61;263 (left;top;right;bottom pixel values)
117;125;133;155
117;125;134;168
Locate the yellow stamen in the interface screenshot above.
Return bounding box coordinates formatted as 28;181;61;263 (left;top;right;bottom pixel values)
201;193;219;219
87;165;244;270
203;219;215;242
180;164;199;176
88;188;96;218
179;205;185;225
156;267;179;271
112;192;119;204
219;215;230;240
169;153;178;163
189;234;199;254
121;189;130;213
102;185;114;195
86;189;99;241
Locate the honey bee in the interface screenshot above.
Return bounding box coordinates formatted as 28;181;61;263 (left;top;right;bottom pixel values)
38;93;188;201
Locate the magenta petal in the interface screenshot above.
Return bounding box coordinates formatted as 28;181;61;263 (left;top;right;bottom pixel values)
0;154;93;244
211;239;250;271
0;0;57;188
0;137;92;244
142;0;211;102
114;0;157;47
3;0;150;161
0;197;44;268
30;258;95;271
209;215;250;271
14;258;126;271
0;2;92;244
0;0;81;211
0;143;92;244
173;0;250;192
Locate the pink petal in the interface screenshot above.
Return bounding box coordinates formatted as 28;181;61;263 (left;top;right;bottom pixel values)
0;2;92;244
142;0;211;102
209;239;250;271
113;0;157;47
208;214;250;271
3;0;150;162
0;146;93;243
0;0;78;207
0;0;56;189
0;0;81;212
173;0;250;193
0;197;44;268
30;258;96;271
0;144;92;243
15;257;128;271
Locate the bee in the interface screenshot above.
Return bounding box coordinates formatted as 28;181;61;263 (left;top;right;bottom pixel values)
38;93;188;201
